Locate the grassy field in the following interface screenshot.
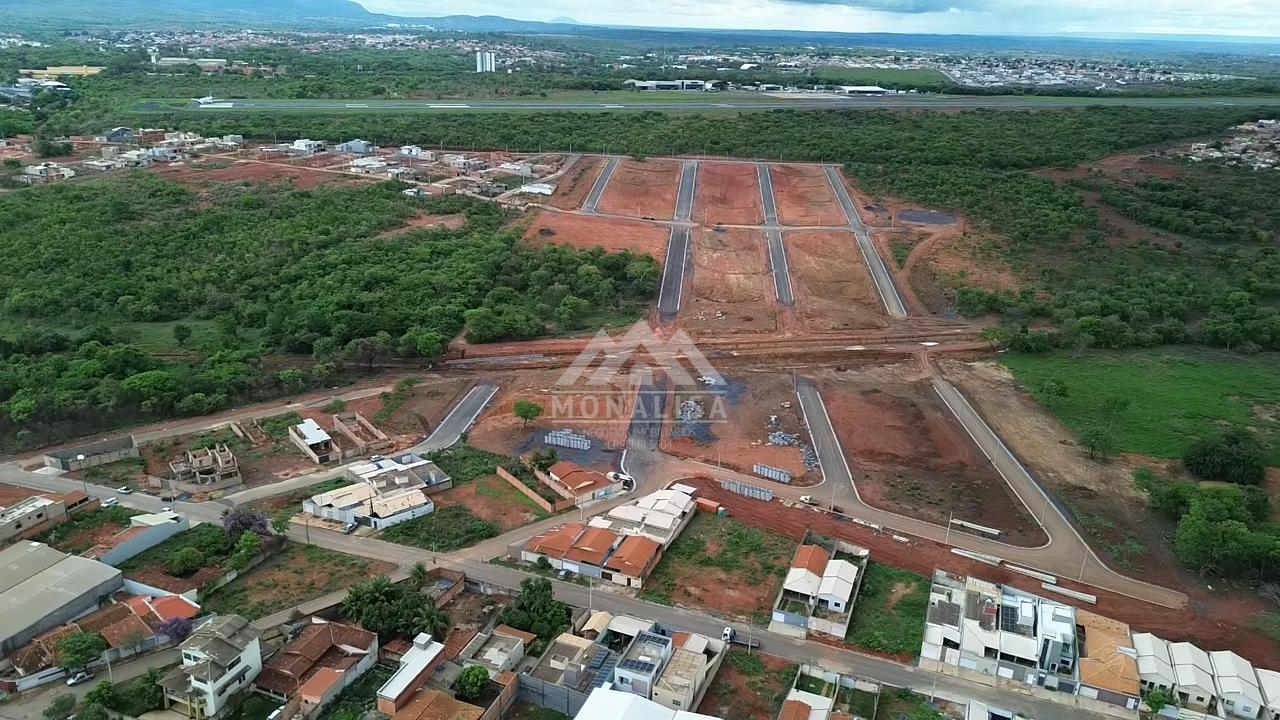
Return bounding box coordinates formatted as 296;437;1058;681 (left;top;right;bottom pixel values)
38;506;139;553
816;67;949;85
1002;348;1280;464
201;543;392;619
844;563;930;657
380;504;500;551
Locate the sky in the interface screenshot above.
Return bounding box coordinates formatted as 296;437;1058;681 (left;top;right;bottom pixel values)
354;0;1280;38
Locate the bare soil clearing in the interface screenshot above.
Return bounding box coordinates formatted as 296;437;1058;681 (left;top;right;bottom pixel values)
694;162;763;226
660;372;817;483
524;211;669;264
596;158;681;220
682;227;776;335
814;364;1046;546
432;475;546;532
152;160;366;189
376;213;466;238
785;230;888;332
548;156;605;210
769;164;843;227
468;370;637;455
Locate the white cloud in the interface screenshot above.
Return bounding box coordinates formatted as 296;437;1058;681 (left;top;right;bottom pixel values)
355;0;1280;37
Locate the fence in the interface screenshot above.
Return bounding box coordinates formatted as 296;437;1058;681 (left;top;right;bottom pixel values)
720;479;774;502
517;674;591;718
753;463;793;484
544;429;592;451
478;672;520;720
496;466;575;513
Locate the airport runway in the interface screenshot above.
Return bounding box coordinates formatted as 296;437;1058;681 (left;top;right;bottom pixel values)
657;160;699;321
582;155;620;213
825;166;909;319
176;95;1280;113
756;163;795;306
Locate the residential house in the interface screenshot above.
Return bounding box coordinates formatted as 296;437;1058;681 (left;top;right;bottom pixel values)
168;445;242;493
398;145;432;159
391;689;483;720
1212;650;1264;720
0;496;65;544
255;618;378;713
1074;610;1140;710
302;482;434;530
603;535;661;589
532;632;612;692
347;452;451;494
1256;669;1280;720
561;526;620;579
547;461;620;505
1132;632;1177;694
161;615;262;719
335;139;374;155
652;632;724;713
17;162;74;185
615;631;674;700
289;139;325;155
459;624;536;678
290;419;339;464
772;545;829;635
1171;641;1219;713
103;127;135;143
376;632;445;714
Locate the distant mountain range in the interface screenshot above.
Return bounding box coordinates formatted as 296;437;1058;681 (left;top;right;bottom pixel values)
2;0;1278;55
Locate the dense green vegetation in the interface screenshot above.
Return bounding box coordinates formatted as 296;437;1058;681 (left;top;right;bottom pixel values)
844;563;930;657
340;574;449;640
1001;349;1280;464
495;577;571;654
38;506;139;553
0;176;655;448
380;505;500;551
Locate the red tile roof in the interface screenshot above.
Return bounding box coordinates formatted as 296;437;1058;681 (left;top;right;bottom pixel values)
150;595;200;622
791;545;830;577
298;667;345;701
523;522;584;558
494;625;537;646
562;527;619;566
391;689;483;720
256;621;377;697
603;535;660;578
548;461;612;496
779;699;813;720
100;615;153;649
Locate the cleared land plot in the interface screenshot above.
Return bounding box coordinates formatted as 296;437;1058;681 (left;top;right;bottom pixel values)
340;376;472;442
769;164;844;226
37;506;140;554
694;162;764;226
843;562;930;660
432;474;549;533
661;372;817;482
202;543;394;619
640;513;797;624
380;505;500;552
118;524;242;594
595;158;680;220
786;230;888;332
468;369;637;454
697;650;797;720
525;211;669;264
151;160;367;189
682;227;776;335
547;156;605;210
815;366;1047;546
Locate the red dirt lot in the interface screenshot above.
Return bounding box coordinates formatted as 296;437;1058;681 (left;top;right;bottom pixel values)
341;376;473;444
151;160;367;189
785;230;888;332
661;372;817;483
596;159;681;220
682;227;776;335
769;164;843;226
548;156;605;210
694;162;763;226
697;650;796;720
468;370;637;455
681;475;1280;669
814;365;1046;546
524;211;669;264
431;475;545;532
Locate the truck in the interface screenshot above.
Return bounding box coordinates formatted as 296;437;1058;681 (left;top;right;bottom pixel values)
721;626;761;649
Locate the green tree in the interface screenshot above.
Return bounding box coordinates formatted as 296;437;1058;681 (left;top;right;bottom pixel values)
172;323;192;347
277;368;307;394
1145;687;1178;712
44;694;76;720
73;703;108;720
227;530;262;570
513;399;543;427
138;668;165;709
495;578;569;647
58;632;108;669
455;665;489;702
344;332;394;372
85;681;117;708
1081;425;1114;460
409;561;430;590
169;547;206;576
1183;428;1266;485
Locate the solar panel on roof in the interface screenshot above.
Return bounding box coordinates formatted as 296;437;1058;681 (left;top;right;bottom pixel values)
619;658;655;674
589;648;608;669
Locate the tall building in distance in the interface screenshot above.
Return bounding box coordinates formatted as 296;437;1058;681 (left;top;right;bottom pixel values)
475;51;496;73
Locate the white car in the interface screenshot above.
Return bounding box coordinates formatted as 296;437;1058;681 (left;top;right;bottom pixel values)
607;472;635;490
799;495;818;506
65;671;92;686
101;498;119;508
115;486;132;494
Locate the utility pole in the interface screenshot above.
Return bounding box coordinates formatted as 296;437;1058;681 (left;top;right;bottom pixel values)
944;511;953;545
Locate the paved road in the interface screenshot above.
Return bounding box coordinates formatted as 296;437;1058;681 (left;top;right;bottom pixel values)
0;649;180;720
790;375;1186;608
292;522;1125;720
756;163;795;306
824;166;909;319
410;381;499;453
657;160;699;322
0;463;226;524
182;96;1280;113
582;155;621;213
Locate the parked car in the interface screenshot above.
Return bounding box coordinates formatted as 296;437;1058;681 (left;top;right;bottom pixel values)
557;569;575;581
101;498;119;508
115;486;132;494
722;627;734;643
342;522;358;534
799;495;818;506
607;472;635;490
65;671;92;686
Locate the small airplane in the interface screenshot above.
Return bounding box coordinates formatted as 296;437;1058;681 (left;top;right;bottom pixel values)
194;95;220;105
